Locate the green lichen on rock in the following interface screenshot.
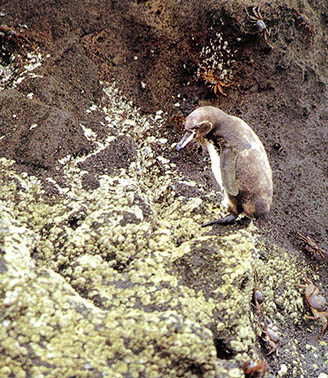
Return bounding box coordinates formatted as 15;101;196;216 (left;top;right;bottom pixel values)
0;81;318;377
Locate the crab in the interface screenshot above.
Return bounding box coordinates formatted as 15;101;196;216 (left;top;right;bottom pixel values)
243;360;269;378
245;6;271;42
200;70;231;97
261;319;280;356
0;25;35;52
253;270;264;318
298;277;328;339
297;231;327;262
293;9;315;45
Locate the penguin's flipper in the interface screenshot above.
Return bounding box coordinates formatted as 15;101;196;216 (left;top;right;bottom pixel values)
221;146;239;196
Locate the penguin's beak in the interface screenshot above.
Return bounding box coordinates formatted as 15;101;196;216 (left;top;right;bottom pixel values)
176;131;195;151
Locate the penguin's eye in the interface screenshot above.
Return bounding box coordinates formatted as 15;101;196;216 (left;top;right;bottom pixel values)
196;121;213;136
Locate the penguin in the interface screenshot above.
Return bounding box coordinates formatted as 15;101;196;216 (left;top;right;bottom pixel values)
176;106;273;226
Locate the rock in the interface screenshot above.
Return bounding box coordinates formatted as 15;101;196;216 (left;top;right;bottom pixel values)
0;0;328;376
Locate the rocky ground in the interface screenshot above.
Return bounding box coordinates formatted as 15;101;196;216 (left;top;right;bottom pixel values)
0;0;328;377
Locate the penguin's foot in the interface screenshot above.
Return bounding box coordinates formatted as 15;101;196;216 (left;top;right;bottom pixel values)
239;216;251;226
201;213;237;227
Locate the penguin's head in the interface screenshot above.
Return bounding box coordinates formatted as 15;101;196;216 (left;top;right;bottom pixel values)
176;120;213;150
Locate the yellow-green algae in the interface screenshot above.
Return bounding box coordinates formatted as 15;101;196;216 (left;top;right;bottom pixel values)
0;82;326;377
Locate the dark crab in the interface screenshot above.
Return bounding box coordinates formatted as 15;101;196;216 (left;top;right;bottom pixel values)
293;9;315;45
245;6;271;42
252;270;264;318
297;231;327;262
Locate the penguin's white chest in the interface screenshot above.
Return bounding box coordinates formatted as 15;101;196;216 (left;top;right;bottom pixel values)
205;140;231;209
205;140;223;189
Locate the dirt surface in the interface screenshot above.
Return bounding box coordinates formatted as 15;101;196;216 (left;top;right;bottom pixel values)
1;0;328;376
